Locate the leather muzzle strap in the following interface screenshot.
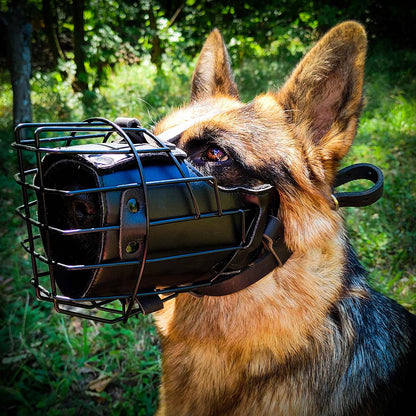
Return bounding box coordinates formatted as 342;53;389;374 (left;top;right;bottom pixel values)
194;252;279;296
194;215;291;296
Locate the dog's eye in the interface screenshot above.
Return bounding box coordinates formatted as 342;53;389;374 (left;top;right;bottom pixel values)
203;146;229;162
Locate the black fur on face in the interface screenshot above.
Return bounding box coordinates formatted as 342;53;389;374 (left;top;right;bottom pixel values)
179;126;269;189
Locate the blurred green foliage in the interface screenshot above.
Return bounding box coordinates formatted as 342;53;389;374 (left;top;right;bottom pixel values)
2;0;415;89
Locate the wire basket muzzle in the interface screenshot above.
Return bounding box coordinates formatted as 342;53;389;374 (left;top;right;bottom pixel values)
36;142;266;299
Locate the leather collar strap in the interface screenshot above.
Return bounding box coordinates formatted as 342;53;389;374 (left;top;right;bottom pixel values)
195;163;384;297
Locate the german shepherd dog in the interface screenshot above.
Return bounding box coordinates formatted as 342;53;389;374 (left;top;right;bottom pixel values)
152;21;416;415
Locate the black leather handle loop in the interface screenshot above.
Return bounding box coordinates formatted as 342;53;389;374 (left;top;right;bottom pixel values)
333;163;384;208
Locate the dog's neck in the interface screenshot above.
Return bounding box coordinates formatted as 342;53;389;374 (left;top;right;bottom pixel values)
155;231;350;362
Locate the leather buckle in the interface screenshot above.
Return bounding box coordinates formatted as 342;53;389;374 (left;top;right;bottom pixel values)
331;194;340;211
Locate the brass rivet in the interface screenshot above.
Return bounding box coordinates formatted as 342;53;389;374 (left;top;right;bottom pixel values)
126;241;139;254
127;198;139;213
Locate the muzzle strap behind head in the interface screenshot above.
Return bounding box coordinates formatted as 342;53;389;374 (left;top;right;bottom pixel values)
194;215;292;296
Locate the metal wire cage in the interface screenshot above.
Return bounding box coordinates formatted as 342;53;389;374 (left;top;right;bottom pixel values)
13;118;272;323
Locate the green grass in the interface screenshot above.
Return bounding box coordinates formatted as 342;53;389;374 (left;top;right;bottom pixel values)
342;46;416;310
1;45;415;415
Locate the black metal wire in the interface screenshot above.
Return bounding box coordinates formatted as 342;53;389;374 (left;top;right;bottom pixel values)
12;119;254;323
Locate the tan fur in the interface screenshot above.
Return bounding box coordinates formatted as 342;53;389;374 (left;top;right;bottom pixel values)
153;22;369;415
190;29;239;102
155;240;352;415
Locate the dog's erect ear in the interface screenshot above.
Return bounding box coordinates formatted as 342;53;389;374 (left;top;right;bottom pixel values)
277;21;366;166
191;29;239;102
273;22;367;252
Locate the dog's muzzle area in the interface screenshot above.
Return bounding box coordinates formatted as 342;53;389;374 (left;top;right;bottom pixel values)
13;118;282;322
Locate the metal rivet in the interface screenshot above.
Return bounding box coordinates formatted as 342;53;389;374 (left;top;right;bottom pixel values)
127;198;139;213
126;241;139;254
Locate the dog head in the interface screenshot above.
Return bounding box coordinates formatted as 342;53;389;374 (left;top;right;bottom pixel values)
154;22;367;253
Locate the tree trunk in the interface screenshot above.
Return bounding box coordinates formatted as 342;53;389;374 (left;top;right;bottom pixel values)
72;0;88;92
42;0;65;63
6;1;33;128
148;4;162;71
